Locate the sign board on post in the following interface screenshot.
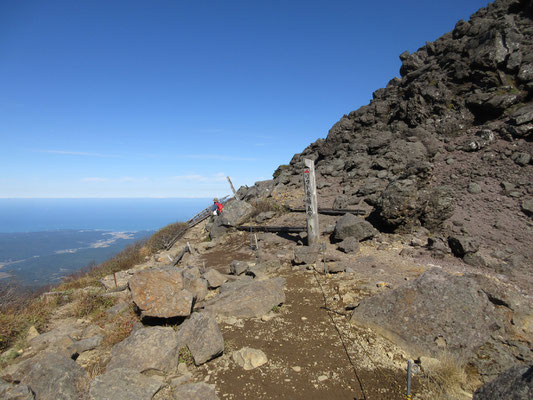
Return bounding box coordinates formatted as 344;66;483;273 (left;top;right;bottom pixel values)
303;158;319;246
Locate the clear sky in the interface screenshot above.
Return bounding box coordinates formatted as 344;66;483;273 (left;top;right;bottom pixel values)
0;0;491;198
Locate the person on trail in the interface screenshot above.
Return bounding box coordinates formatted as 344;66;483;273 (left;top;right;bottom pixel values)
213;198;223;216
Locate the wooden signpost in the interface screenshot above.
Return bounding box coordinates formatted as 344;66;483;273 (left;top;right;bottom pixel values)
303;159;319;246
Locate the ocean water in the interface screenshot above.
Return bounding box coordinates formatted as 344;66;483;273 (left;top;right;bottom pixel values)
0;198;213;285
0;198;212;232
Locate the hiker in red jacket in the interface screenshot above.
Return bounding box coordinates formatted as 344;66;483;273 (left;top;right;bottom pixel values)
213;198;223;216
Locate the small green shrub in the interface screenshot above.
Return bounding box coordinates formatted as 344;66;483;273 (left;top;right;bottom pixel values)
178;347;193;365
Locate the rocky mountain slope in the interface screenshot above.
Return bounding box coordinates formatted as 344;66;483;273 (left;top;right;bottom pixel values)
239;0;533;291
1;0;532;399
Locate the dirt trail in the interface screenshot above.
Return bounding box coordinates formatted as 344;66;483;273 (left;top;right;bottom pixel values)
164;220;436;399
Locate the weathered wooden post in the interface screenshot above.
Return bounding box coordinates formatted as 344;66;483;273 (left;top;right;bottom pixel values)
227;176;239;199
303;159;319;246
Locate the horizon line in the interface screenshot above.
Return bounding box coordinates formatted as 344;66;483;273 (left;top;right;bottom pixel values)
0;196;223;199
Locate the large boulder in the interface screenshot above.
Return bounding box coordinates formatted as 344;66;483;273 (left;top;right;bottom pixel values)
203;278;285;318
8;352;88;400
89;368;163;400
129;267;193;318
210;200;253;239
332;213;377;242
351;268;498;358
374;179;420;230
473;365;533;400
176;312;224;365
107;326;180;373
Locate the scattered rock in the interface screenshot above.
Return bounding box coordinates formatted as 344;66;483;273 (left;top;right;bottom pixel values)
232;347;268;370
0;378;34;400
448;235;480;258
107;326;180;373
521;199;533;218
230;260;249;276
129;267;193;318
203;269;228;288
337;237;360;254
293;245;321;265
256;211;276;223
351;268;499;358
9;352;88;400
332;213;377;242
468;182;482;194
89;368;163;400
203;278;285;318
176;312;224;365
172;382;220;400
473;365;533;400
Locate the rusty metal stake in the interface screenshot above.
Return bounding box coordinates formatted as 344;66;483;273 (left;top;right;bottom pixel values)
113;272;117;288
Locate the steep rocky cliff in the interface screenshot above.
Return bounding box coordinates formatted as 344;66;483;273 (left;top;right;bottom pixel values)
240;0;533;289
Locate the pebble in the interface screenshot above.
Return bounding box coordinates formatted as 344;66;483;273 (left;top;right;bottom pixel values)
292;366;301;372
318;375;328;382
301;317;308;321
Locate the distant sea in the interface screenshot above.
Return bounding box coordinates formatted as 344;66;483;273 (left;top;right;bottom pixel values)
0;198;212;286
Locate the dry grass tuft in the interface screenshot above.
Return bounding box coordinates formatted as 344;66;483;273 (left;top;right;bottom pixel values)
422;353;468;399
0;283;56;354
249;199;286;219
70;291;116;319
99;305;138;347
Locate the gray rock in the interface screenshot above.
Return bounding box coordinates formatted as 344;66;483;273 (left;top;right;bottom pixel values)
107;326;180;373
203;269;228;288
293;245;321;265
229;260;249;275
28;324;81;355
448;235;480;258
337;237;360;254
210;200;253;239
68;335;103;355
468;182;482;194
473;365;533;400
0;379;34;400
176;312;224;365
232;347;268;370
512;152;531;166
255;211;276;223
89;368;163;400
182;276;208;302
351;268;498;358
511;104;533;126
521;199;533;217
375;179;419;229
129;267;193;319
10;352;88;400
172;383;219;400
203;277;285;318
332;213;377;242
420;186;455;230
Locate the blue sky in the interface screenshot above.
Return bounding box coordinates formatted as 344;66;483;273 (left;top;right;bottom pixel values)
0;0;490;198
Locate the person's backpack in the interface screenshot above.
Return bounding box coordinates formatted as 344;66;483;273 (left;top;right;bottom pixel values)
216;202;223;214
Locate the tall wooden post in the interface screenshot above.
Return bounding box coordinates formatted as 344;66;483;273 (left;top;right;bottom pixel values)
303;159;319;246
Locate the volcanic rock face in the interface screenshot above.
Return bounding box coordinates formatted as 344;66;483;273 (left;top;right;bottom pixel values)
240;0;533;284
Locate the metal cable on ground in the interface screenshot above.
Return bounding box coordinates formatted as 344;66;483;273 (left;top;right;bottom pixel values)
310;260;406;400
309;264;368;400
